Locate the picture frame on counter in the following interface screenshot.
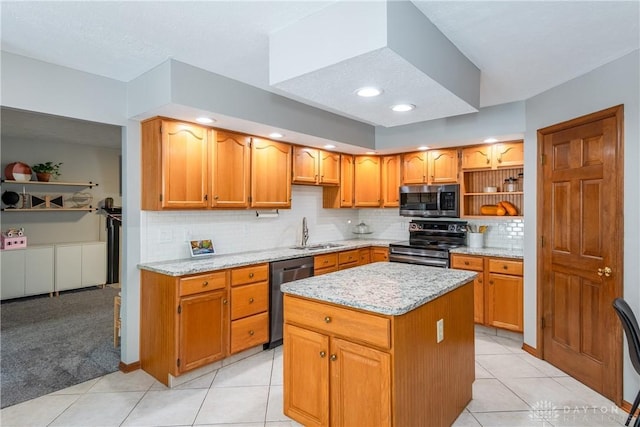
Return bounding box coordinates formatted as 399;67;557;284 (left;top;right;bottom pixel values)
189;239;215;258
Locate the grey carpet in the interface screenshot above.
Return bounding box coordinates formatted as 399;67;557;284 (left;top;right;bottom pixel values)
1;286;120;408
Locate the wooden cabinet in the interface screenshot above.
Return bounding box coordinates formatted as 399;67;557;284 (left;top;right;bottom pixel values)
450;253;523;332
1;246;55;300
55;242;106;293
338;249;359;270
358;248;371;266
323;154;355;208
381;155;401;207
229;264;269;354
371;246;389;262
251;137;292;208
314;253;339;276
461;141;523;171
141;118;209;210
401;151;428;184
354;156;381;207
211;131;251;208
293;146;340;186
315;248;371;275
428;149;459;183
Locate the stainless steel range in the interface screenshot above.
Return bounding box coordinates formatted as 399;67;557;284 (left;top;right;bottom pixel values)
389;219;468;267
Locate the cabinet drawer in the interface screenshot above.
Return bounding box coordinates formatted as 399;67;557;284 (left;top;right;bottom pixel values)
488;259;523;276
451;255;484;271
338;249;359;266
230;312;269;353
231;282;268;320
314;253;338;271
284;296;390;349
314;266;338;276
231;263;269;287
179;271;227;296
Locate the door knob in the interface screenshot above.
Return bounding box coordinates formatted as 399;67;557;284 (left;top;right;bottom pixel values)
319;351;326;358
330;354;337;361
597;267;612;277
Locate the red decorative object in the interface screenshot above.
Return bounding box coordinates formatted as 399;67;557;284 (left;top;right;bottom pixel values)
4;162;32;181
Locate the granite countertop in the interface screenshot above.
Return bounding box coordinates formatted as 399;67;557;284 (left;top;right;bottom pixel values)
138;239;398;276
449;246;523;259
281;262;477;316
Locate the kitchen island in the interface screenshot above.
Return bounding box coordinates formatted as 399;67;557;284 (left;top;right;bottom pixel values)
281;262;477;427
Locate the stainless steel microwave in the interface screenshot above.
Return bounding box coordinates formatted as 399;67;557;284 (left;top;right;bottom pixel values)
399;184;460;218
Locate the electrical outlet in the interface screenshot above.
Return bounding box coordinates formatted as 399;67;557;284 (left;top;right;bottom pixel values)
436;318;444;343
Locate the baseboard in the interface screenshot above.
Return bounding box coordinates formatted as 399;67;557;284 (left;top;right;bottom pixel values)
119;360;141;373
522;342;540;358
622;400;633;414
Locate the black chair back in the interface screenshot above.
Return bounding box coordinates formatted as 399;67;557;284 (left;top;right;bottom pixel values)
613;298;640;376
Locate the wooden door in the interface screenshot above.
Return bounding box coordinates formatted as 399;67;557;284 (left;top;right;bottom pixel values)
161;121;208;209
179;289;228;373
330;337;391;427
292;146;319;184
353;156;381;207
428;149;459;183
461;145;492;170
539;105;623;403
380;155;401;207
319;151;340;185
401;152;427;184
340;155;354;207
494;141;524;168
212;131;250;208
487;273;523;332
283;324;329;427
251;138;292;208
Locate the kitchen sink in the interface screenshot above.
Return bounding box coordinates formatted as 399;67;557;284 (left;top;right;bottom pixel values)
290;243;344;250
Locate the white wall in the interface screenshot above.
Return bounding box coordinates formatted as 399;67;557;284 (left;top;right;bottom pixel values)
523;50;640;402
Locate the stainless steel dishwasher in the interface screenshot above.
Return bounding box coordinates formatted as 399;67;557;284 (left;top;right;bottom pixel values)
266;256;314;349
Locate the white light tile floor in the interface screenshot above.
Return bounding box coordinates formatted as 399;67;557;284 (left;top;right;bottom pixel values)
1;332;630;427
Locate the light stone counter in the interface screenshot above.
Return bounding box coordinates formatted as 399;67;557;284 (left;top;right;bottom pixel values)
450;246;523;259
280;262;477;316
138;239;398;276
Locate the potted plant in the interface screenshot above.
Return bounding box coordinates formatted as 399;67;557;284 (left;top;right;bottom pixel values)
31;162;63;182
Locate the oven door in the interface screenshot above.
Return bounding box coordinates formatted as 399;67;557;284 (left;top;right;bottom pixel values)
388;246;450;268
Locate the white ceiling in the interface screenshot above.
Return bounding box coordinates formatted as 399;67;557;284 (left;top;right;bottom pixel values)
1;1;638;146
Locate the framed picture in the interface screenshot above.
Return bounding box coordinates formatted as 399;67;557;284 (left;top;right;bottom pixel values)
189;239;215;258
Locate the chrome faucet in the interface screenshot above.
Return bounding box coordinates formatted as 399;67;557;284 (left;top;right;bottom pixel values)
301;217;309;247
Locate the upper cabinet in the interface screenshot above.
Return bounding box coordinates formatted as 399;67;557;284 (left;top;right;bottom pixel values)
251;138;292;208
292;146;339;186
461;141;523;170
353;156;381;207
322;154;354;208
142;118;209;210
401;149;459;185
380;155;401;207
212;131;251;208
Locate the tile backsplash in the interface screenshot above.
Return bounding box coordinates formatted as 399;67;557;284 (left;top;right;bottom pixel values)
141;188;524;263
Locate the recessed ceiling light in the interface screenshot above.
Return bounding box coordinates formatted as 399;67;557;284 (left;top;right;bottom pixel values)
196;117;215;124
324;144;336;149
417;146;429;151
269;132;284;138
365;151;377;155
484;137;498;143
391;104;415;112
356;87;383;97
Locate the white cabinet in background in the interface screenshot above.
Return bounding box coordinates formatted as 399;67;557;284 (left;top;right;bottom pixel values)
55;242;106;293
1;246;55;300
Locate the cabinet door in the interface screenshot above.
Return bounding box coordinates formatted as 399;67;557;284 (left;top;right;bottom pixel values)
401;152;428;184
473;274;485;324
486;273;523;332
370;247;389;262
1;250;25;299
81;242;106;286
353;156;381;207
330;337;391;427
251;138;292;208
55;245;82;291
283;323;329;427
493;141;524;168
319;151;340;185
340;155;354;207
381;155;401;207
25;246;54;296
428;149;459;183
179;289;228;373
212;131;250;208
461;145;492;170
358;248;371;266
161;121;209;209
292;146;320;184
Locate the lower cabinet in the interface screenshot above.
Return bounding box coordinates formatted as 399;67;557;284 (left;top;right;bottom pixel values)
450;253;523;332
229;263;270;354
370;246;389;262
314;253;339;276
55;241;107;293
1;246;55;300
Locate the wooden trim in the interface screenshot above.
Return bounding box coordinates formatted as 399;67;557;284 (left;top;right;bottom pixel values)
521;342;540;358
536;104;624;405
119;360;141;373
621;399;634;415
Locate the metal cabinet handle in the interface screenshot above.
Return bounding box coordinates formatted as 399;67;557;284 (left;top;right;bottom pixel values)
464;261;470;266
324;316;331;323
223;299;228;304
249;273;254;278
249;297;254;303
202;281;209;286
249;330;255;336
320;351;326;358
330;354;337;361
503;265;508;270
489;280;494;285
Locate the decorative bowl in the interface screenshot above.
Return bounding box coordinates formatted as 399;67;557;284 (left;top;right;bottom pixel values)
4;162;32;181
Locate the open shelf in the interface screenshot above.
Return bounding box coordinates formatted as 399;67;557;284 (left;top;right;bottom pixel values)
1;207;97;212
1;180;97;187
